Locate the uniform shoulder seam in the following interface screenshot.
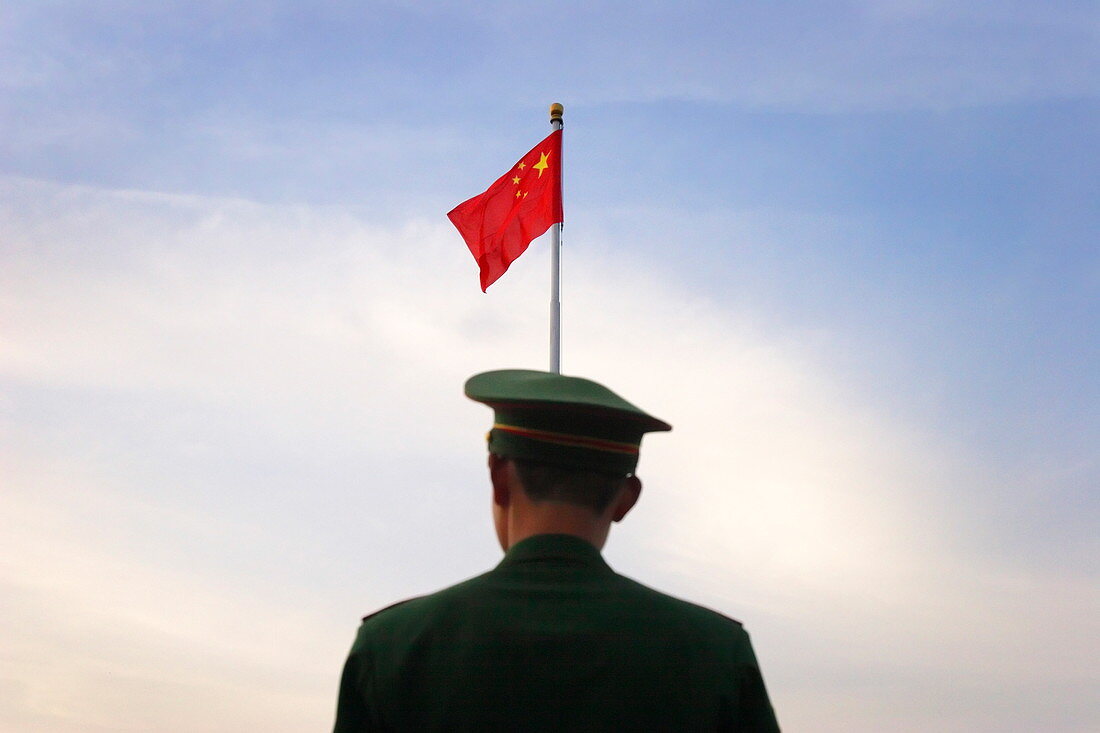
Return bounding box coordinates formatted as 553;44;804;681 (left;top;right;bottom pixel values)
618;574;744;626
360;594;420;620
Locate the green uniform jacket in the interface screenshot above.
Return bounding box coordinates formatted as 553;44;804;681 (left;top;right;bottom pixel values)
334;534;779;732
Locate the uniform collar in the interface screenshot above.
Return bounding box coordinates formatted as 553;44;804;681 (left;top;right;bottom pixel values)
497;533;612;571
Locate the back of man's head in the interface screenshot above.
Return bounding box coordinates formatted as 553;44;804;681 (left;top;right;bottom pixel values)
511;458;627;514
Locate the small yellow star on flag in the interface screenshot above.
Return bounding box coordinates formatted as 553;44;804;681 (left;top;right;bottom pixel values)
512;176;521;184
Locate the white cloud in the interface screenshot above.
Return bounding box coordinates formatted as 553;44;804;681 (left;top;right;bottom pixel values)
457;2;1100;112
3;2;1097;133
1;177;1096;731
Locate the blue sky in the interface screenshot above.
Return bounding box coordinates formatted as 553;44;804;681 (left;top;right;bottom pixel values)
1;2;1097;731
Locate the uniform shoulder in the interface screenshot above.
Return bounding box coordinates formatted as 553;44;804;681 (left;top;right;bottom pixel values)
360;597;423;623
616;573;746;632
355;570;494;632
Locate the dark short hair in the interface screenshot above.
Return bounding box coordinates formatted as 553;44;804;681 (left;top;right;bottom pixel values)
512;458;627;513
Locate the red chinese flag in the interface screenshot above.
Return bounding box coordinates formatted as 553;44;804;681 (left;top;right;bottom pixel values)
448;130;563;291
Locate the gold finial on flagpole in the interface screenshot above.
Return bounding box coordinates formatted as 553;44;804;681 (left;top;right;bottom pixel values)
549;103;564;124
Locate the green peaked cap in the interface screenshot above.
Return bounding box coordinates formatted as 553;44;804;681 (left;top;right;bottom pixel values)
464;369;671;476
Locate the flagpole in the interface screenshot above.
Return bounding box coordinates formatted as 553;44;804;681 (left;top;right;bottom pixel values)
549;102;563;374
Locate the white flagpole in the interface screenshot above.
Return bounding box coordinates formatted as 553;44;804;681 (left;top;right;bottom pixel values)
549;102;563;374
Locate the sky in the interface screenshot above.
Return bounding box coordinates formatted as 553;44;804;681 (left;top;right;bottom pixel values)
1;1;1097;731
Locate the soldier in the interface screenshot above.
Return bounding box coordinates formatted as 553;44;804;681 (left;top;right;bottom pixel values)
334;369;780;731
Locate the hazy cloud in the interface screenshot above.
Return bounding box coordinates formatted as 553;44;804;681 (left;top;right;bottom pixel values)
2;178;1096;731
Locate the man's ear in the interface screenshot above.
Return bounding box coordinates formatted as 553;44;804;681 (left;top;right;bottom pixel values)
488;453;512;508
611;475;642;523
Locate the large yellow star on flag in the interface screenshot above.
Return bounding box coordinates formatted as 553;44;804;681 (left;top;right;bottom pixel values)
532;151;550;177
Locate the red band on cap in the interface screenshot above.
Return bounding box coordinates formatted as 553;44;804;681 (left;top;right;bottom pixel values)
492;423;639;455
